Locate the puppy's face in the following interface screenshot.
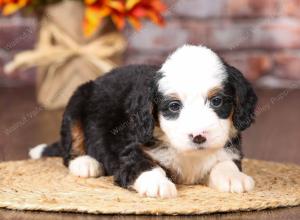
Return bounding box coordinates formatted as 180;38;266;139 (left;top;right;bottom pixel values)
156;45;256;152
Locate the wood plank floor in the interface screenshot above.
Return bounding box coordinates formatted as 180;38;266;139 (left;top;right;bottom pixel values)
0;86;299;219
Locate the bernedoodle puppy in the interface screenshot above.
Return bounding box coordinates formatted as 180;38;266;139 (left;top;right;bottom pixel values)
29;45;257;198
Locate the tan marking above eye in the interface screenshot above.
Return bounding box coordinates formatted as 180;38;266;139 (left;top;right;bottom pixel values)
207;87;223;99
168;93;181;100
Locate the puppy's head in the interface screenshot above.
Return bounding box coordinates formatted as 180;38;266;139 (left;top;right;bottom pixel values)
155;45;257;152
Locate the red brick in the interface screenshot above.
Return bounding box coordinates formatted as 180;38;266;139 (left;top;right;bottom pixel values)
127;20;189;53
280;0;300;17
208;18;300;50
171;0;226;18
226;0;279;17
253;18;300;49
221;52;272;81
124;51;166;65
126;19;212;53
179;20;210;45
0;15;40;86
273;51;300;80
0;15;37;51
206;20;254;50
171;0;279;18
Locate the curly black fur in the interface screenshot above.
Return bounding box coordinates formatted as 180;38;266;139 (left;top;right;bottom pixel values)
55;65;159;187
224;63;258;131
40;63;257;188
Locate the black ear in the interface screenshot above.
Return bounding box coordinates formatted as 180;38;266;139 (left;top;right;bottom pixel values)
225;63;258;131
125;66;159;143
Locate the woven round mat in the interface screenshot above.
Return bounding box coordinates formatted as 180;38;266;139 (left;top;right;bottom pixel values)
0;158;299;215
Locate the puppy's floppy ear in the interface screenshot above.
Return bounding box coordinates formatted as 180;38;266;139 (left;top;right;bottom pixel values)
225;63;257;131
125;66;159;142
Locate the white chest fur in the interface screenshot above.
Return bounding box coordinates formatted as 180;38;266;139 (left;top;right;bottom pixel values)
145;146;239;185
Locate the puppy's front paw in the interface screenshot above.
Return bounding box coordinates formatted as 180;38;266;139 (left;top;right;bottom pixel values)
69;155;104;178
133;167;177;198
208;161;255;193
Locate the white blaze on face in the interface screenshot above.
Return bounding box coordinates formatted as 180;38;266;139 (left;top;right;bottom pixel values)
158;45;231;152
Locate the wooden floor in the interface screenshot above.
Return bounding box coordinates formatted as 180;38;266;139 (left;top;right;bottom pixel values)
0;86;299;219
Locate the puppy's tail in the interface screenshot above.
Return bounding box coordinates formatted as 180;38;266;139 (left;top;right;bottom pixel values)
29;142;63;159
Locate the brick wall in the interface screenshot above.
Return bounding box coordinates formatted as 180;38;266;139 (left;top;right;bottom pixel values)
125;0;300;83
1;0;300;86
0;15;37;86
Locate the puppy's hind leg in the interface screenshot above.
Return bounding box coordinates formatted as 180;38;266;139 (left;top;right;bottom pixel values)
69;155;105;178
64;119;105;178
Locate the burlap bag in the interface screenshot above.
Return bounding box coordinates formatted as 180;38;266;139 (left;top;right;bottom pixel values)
5;1;126;109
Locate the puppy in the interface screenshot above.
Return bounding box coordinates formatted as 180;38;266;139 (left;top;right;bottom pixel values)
29;45;257;198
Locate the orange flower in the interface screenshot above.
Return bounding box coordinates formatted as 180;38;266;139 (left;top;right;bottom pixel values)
0;0;30;15
124;0;166;30
83;0;166;37
83;0;124;37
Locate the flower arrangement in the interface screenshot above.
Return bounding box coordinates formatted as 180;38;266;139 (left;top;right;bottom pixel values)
1;0;167;110
0;0;166;36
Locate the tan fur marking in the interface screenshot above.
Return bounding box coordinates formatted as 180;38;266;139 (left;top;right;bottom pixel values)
153;126;169;143
147;126;233;184
228;110;238;138
71;121;86;157
207;86;222;99
168;93;181;100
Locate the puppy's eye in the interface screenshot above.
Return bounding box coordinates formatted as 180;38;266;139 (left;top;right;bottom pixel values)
168;101;182;112
210;96;223;108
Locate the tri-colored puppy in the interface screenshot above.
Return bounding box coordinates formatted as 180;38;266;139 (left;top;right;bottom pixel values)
29;45;257;198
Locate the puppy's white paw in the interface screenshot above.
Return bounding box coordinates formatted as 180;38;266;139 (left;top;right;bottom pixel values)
133;167;177;198
69;155;104;178
29;143;47;159
208;161;255;193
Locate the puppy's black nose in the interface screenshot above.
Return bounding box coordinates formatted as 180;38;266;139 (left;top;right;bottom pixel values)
192;135;206;144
